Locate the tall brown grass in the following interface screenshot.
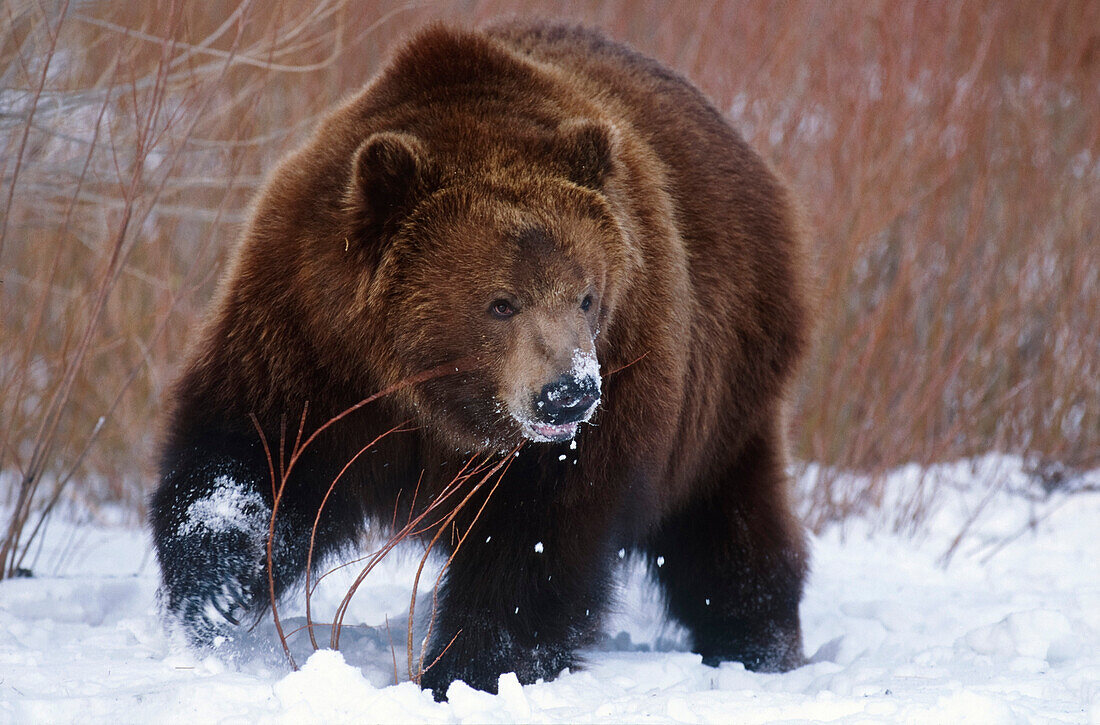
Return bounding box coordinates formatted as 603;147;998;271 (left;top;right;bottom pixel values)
2;0;1097;573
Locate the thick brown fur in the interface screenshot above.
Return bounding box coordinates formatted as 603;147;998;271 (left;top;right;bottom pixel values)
150;21;812;699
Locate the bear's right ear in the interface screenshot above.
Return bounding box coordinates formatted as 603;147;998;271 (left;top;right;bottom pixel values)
554;120;618;190
347;132;436;235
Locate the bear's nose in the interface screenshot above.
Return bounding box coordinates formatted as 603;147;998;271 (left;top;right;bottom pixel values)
535;374;600;425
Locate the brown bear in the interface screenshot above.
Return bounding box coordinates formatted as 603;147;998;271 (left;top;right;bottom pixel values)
150;21;812;699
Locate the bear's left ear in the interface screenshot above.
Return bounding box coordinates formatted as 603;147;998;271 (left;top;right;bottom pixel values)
554;120;617;190
347;131;437;235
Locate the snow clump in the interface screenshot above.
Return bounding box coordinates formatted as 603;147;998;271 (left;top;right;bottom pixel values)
177;475;267;539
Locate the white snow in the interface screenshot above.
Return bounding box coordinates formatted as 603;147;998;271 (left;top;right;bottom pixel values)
569;348;601;384
177;475;267;538
1;454;1098;723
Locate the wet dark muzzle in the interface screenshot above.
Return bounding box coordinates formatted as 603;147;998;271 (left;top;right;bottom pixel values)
535;373;600;425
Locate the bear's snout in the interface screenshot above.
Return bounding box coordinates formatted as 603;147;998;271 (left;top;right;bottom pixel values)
536;373;600;425
513;348;601;443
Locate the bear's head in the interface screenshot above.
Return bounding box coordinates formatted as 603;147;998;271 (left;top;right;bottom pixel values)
339;120;637;451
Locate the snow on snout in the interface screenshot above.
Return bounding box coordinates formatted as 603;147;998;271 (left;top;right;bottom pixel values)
570;348;601;389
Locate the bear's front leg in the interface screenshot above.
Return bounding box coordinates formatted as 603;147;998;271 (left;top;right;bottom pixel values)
646;431;808;672
150;430;339;649
417;503;615;700
151;455;272;646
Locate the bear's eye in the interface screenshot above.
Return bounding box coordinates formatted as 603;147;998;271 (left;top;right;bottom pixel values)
581;294;594;312
490;299;516;319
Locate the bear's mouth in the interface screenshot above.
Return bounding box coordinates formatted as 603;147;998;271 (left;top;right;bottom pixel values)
522;420;580;442
515;396;599;443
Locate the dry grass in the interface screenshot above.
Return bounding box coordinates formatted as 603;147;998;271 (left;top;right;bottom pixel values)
249;379;519;679
2;0;1097;572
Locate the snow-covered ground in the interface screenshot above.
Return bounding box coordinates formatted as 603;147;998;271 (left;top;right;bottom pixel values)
1;454;1097;723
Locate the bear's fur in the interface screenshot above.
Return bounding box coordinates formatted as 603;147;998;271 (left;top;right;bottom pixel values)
150;21;812;698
